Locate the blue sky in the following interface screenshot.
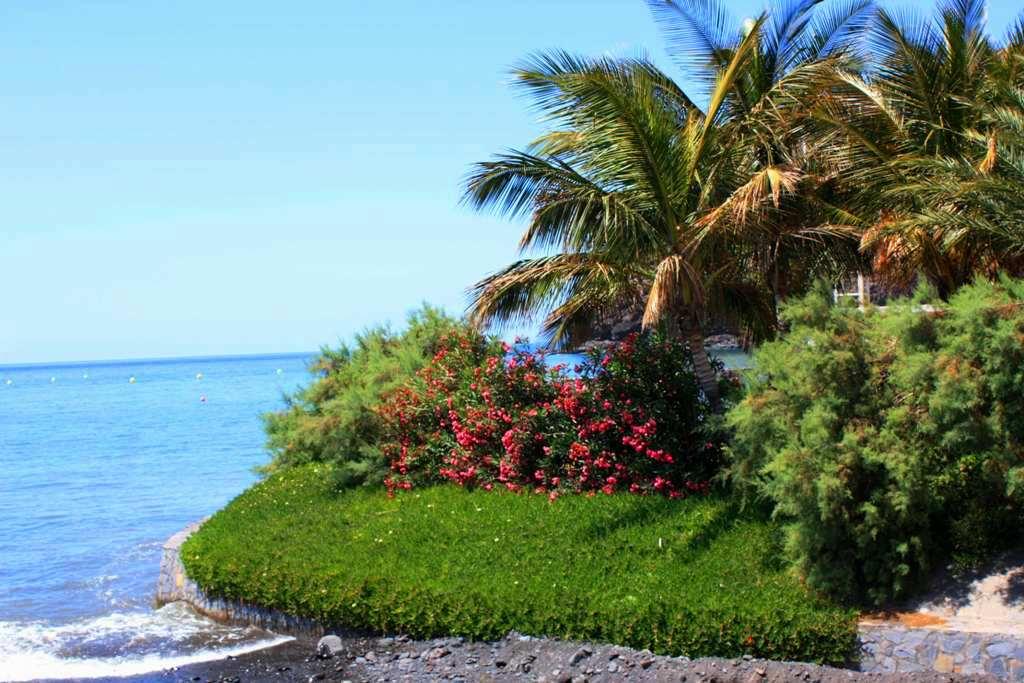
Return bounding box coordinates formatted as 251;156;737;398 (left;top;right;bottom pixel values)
3;1;1021;364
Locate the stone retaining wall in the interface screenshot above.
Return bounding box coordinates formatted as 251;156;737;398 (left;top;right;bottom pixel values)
859;624;1024;679
157;523;1023;679
155;520;324;639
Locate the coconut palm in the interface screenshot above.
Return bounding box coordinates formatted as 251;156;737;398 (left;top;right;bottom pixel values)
464;51;757;406
650;0;873;308
464;1;871;406
818;0;1024;296
873;15;1024;271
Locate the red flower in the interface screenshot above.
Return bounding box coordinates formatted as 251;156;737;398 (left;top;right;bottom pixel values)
377;329;722;498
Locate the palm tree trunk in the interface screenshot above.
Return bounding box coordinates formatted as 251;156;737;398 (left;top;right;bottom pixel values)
683;321;720;410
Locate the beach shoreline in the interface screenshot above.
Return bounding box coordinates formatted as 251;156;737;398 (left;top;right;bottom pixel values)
33;631;1000;683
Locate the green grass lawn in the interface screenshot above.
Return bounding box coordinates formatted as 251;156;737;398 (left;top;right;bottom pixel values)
182;465;857;664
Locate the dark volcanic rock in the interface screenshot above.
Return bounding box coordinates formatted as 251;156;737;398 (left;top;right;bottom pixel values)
71;632;999;683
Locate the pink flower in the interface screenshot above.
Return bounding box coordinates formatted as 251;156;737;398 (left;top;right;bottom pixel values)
568;442;591;461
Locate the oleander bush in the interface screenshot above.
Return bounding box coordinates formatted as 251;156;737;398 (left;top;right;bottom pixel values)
727;278;1024;604
379;330;737;498
182;465;857;664
262;300;734;496
262;305;463;487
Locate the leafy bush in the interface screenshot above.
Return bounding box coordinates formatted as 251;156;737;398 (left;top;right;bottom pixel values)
379;330;736;498
262;305;464;487
727;278;1024;604
182;465;856;664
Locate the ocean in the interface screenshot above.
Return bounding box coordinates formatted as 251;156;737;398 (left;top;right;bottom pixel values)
0;353;313;681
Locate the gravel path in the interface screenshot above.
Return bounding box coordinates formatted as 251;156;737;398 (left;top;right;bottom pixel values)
72;632;1001;683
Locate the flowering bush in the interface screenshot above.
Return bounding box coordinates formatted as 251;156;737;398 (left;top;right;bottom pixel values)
379;330;735;498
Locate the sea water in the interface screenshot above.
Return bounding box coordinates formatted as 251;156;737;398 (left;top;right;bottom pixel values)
0;353;312;681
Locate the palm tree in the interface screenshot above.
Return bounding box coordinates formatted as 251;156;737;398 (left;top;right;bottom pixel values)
873;13;1024;271
465;51;757;406
464;0;870;406
649;0;872;311
817;0;1024;296
464;0;872;405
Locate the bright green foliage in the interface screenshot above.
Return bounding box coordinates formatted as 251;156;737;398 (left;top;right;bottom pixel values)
262;305;464;488
183;465;856;665
727;278;1024;604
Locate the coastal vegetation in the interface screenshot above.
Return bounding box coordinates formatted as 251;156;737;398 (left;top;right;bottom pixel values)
728;278;1024;603
182;465;857;664
185;0;1024;667
262;306;462;488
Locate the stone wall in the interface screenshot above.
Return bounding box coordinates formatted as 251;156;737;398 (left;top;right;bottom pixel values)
155;520;324;639
859;624;1024;679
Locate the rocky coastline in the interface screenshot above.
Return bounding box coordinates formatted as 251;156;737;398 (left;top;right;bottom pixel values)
84;631;1004;683
140;523;1024;681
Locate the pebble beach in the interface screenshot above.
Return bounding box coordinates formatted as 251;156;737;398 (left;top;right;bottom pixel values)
62;632;1002;683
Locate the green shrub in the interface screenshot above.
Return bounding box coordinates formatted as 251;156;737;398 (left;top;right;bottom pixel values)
182;465;856;664
262;305;464;487
727;278;1024;604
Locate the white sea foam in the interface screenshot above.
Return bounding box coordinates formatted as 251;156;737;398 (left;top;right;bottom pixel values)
0;603;292;681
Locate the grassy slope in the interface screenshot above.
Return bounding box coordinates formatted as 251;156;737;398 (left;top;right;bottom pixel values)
183;466;856;664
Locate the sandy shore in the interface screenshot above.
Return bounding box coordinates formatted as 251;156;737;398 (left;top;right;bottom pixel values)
35;632;1000;683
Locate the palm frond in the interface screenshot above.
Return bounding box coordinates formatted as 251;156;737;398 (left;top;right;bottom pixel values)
799;0;876;63
696;14;768;158
646;0;739;93
697;165;804;231
467;253;631;330
643;254;703;327
765;0;821;79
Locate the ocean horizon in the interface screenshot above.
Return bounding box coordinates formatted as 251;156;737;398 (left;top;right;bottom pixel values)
0;350;315;372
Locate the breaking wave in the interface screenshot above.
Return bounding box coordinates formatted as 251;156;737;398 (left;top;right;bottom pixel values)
0;602;291;681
